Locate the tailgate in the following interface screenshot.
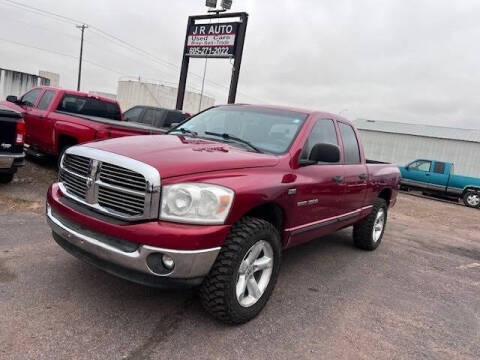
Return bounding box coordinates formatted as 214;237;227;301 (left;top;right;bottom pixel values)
0;106;23;154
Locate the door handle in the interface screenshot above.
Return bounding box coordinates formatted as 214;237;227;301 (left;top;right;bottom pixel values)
425;173;430;176
333;175;344;183
359;173;367;180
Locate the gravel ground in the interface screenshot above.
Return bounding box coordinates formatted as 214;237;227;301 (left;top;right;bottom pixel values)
0;160;479;360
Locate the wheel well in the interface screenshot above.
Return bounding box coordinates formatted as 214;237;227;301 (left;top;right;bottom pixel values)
245;203;284;233
463;187;480;196
57;135;78;154
378;188;392;205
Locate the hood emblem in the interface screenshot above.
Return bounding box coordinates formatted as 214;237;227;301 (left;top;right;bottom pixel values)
192;146;229;153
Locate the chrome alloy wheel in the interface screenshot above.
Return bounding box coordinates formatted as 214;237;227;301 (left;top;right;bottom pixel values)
466;193;480;207
372;208;385;243
236;240;274;308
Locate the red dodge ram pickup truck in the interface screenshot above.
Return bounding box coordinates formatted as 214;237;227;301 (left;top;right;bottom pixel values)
1;86;164;160
46;104;400;323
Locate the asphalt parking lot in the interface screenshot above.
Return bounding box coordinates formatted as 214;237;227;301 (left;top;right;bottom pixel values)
1;160;479;360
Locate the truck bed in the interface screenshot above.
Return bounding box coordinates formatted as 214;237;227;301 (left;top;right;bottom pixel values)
56;111;166;134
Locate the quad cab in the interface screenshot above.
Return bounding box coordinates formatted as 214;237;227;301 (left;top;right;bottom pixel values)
46;104;400;323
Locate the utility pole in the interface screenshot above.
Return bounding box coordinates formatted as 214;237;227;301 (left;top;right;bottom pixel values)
76;24;88;91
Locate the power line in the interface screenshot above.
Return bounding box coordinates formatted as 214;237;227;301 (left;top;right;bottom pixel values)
0;37;123;75
0;0;269;103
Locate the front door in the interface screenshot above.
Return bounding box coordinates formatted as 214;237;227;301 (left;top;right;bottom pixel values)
27;89;56;152
405;159;433;189
289;118;345;245
19;88;43;146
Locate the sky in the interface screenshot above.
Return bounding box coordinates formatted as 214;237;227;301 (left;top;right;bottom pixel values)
0;0;480;129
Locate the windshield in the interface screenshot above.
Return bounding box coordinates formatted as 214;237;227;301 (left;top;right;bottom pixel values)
169;106;308;154
57;95;122;121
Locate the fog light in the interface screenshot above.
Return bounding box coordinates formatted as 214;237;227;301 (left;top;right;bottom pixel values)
162;254;175;270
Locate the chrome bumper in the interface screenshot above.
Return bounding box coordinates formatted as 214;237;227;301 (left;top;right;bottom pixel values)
46;205;220;279
0;152;24;169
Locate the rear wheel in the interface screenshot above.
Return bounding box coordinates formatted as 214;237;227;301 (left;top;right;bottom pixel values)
0;173;14;184
199;217;281;324
463;190;480;208
353;198;387;250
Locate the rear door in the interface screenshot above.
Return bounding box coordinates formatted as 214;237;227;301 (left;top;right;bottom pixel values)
27;89;57;151
338;122;368;213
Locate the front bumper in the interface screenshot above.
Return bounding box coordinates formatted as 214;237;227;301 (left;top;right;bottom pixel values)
47;205;220;286
0;152;25;170
46;183;230;288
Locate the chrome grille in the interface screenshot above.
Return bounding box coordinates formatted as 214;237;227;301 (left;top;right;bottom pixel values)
59;147;161;221
98;185;145;216
63;154;90;177
59;170;88;199
99;162;146;192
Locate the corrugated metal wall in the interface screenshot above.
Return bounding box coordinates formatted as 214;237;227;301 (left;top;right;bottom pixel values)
0;69;50;101
359;130;480;177
117;80;215;114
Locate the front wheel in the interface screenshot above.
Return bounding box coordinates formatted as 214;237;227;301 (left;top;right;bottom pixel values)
463;190;480;208
353;198;388;250
199;217;281;324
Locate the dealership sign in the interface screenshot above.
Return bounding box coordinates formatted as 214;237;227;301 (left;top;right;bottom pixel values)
186;22;239;58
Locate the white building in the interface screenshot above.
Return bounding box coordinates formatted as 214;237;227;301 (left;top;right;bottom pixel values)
117;79;215;114
354;119;480;177
0;68;51;100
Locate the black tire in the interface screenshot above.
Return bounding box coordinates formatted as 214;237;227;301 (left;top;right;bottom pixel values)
199;217;281;324
0;173;14;184
463;190;480;208
353;198;387;251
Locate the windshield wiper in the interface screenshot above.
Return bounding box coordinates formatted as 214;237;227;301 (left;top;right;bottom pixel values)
170;127;197;137
204;131;262;153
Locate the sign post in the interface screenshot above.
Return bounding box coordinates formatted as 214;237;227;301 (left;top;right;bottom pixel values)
176;12;249;110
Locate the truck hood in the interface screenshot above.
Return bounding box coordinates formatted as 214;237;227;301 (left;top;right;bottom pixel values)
0;101;25;114
84;134;280;178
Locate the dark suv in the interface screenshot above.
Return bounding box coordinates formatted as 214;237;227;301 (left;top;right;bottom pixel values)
123;106;190;130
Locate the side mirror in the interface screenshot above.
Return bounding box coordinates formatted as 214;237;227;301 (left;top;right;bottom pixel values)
169;122;180;128
6;95;18;103
405;165;410;171
300;143;341;166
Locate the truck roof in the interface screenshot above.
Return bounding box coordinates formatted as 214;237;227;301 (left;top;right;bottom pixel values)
33;86;118;104
215;104;351;124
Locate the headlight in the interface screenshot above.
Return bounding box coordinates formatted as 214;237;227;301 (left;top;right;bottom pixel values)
160;183;234;224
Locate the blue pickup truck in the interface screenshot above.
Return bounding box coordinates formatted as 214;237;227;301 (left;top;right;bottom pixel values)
399;159;480;208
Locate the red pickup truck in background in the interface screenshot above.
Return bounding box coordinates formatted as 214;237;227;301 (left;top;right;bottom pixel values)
0;86;165;160
46;104;400;324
